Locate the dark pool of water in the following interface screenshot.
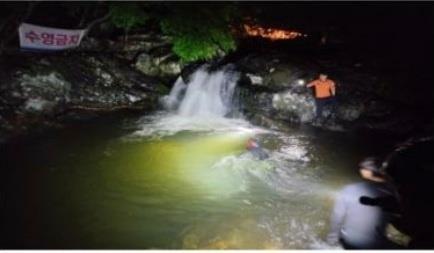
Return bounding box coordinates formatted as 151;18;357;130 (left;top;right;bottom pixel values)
0;113;401;249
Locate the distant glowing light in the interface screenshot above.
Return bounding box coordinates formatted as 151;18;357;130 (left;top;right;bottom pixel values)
243;24;305;41
297;79;305;85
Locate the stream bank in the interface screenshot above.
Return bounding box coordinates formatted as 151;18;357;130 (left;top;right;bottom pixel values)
0;33;184;143
2;35;432;143
227;44;433;135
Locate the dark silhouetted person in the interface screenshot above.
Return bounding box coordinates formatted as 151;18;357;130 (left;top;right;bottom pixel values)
382;137;434;249
246;138;269;160
306;73;336;119
327;157;401;249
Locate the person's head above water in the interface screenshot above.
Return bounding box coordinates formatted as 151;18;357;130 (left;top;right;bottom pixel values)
246;137;259;150
358;157;387;182
319;73;328;81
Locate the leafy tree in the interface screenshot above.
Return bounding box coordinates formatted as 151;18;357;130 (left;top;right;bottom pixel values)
74;2;240;62
159;4;238;62
109;3;149;40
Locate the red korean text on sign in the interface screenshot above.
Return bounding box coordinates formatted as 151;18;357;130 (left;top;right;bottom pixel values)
55;34;68;46
25;30;40;43
41;33;55;45
68;34;80;45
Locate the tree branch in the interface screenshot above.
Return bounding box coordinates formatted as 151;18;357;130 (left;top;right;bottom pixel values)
83;11;111;36
0;1;39;54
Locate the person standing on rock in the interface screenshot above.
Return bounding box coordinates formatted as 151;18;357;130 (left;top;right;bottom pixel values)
306;73;336;119
327;157;402;249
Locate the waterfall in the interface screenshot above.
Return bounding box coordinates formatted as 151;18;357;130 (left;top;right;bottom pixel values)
161;77;187;110
134;65;250;138
163;66;240;118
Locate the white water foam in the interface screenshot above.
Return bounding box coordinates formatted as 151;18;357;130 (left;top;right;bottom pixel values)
131;65;264;138
129;114;259;139
176;66;239;117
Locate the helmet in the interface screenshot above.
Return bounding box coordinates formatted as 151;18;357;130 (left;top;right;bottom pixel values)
359;157;383;173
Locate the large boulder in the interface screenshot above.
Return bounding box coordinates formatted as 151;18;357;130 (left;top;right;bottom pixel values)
272;91;315;123
233;51;424;133
99;33;185;80
80;33;183;80
17;71;71;115
0;52;169;141
135;52;182;78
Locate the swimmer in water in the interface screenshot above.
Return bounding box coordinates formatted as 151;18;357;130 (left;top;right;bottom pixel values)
245;138;269;160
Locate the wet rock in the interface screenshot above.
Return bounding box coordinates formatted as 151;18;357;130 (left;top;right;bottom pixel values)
11;71;71;118
24;98;56;114
272;91;315;123
246;73;264;86
135;53;159;76
135;52;182;78
19;72;71;98
126;93;142;103
94;67;114;86
232;51;423;133
100;33;185;79
264;64;304;90
0;52;168;141
248;113;292;131
122;34;172;51
336;102;363;121
159;60;182;76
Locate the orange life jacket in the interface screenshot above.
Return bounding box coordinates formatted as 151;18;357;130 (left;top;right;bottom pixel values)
310;79;336;98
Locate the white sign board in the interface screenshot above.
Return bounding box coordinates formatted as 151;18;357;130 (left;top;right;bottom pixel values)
19;23;87;51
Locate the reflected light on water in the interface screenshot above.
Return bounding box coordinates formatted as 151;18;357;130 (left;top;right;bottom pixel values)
51;112;357;249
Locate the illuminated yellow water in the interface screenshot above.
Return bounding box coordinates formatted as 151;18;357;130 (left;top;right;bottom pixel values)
2;115;391;249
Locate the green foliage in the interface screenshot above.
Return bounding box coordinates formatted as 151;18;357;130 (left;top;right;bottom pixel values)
159;4;238;62
107;3;239;62
109;3;148;33
167;28;236;63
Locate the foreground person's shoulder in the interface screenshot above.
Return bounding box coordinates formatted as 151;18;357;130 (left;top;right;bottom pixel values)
341;182;361;193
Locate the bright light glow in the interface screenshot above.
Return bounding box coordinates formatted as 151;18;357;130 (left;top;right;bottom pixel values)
297;79;305;85
243;24;305;41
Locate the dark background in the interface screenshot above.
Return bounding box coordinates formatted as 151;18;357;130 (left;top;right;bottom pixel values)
246;2;433;74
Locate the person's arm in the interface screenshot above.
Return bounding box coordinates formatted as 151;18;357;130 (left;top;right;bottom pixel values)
330;81;336;96
359;196;400;214
306;80;316;88
327;190;347;245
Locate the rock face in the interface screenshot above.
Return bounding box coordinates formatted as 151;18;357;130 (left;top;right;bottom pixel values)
111;34;183;80
135;52;182;78
76;33;182;80
0;52;169;141
0;32;190;142
233;51;431;133
1;34;431;141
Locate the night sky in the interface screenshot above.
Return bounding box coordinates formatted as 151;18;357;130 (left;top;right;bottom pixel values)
246;2;433;72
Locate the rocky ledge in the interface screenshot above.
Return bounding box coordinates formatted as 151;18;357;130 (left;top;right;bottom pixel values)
230;49;433;135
